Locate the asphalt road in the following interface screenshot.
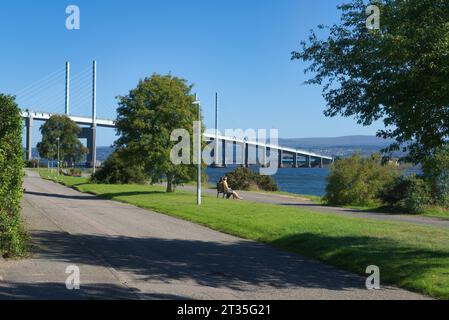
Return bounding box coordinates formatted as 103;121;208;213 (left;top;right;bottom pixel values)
0;171;428;300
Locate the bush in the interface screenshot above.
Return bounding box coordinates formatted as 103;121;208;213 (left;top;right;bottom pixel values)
325;153;399;206
0;95;27;257
380;175;432;214
226;167;279;192
24;159;40;168
67;168;82;177
422;145;449;208
92;151;147;184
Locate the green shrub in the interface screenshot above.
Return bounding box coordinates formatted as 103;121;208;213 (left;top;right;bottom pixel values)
379;177;410;207
380;175;433;214
325;153;399;206
67;168;82;177
401;177;433;214
0;94;28;257
24;159;40;168
255;175;279;192
226;167;279;192
92;151;147;184
422;145;449;208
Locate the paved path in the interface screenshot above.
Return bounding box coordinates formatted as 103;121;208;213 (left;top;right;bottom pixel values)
0;171;428;300
179;186;449;229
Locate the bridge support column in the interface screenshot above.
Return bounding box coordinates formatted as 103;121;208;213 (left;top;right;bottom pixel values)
211;138;223;168
293;153;298;168
278;149;283;168
25;117;33;161
261;147;267;167
320;157;324;169
221;139;227;167
306;156;312;168
90;125;97;170
239;143;246;167
80;125;96;168
232;141;237;165
244;143;249;167
258;146;267;168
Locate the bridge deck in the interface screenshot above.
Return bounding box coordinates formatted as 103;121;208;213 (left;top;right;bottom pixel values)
21;110;333;162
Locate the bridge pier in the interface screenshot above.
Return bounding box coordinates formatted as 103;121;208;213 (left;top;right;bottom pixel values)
210;138;223;168
238;142;247;167
293;153;298;168
221;139;227;167
306;155;312;168
79;125;97;168
257;145;266;167
262;147;267;167
278;149;284;169
244;143;249;167
25;116;33;161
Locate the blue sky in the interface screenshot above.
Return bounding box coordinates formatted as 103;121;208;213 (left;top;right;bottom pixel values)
0;0;383;147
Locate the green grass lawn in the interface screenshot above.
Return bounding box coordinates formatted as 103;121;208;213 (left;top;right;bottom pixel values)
36;169;449;299
258;185;449;221
341;203;449;220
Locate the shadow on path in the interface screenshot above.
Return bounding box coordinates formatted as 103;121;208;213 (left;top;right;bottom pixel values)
0;282;189;300
27;231;370;293
24;190;100;201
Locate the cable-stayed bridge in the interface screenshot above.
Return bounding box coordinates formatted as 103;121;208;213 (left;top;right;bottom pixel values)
18;62;333;169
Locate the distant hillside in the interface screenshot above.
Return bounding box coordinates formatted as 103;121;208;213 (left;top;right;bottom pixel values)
279;135;395;148
279;135;400;158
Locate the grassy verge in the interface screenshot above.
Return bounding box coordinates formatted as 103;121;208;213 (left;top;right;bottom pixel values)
38;169;449;299
252;190;324;203
340;203;449;220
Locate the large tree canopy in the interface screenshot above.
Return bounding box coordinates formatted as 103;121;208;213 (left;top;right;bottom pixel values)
37;115;87;165
115;74;201;192
292;0;449;162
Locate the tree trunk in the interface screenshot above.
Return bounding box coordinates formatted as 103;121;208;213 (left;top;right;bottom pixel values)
166;174;175;193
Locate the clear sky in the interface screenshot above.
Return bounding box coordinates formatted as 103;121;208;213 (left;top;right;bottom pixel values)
0;0;383;147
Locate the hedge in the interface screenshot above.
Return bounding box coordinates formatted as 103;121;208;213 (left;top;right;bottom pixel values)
0;94;27;257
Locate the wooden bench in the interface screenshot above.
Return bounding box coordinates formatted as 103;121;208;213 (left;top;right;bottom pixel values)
217;183;227;198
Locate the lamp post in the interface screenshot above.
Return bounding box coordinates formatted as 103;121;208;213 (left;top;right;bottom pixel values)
193;96;202;206
56;137;60;176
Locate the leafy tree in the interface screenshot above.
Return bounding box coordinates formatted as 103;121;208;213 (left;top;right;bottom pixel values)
325;153;399;206
292;0;449;163
37;115;87;166
0;94;27;257
115;74;201;192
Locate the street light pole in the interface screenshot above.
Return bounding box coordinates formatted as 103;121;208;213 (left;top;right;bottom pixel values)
193;95;202;206
57;137;60;176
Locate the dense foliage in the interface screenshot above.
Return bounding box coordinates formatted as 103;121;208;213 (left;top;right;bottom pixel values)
67;168;83;177
92;151;147;184
292;0;449;163
421;145;449;208
0;94;27;257
115;74;201;192
226;167;279;192
380;175;432;213
37;115;88;166
325;154;399;206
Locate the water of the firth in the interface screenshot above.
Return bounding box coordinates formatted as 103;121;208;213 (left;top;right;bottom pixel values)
33;148;330;196
98;147;331;196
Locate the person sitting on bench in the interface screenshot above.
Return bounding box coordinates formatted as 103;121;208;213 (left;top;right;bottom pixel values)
222;177;243;200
